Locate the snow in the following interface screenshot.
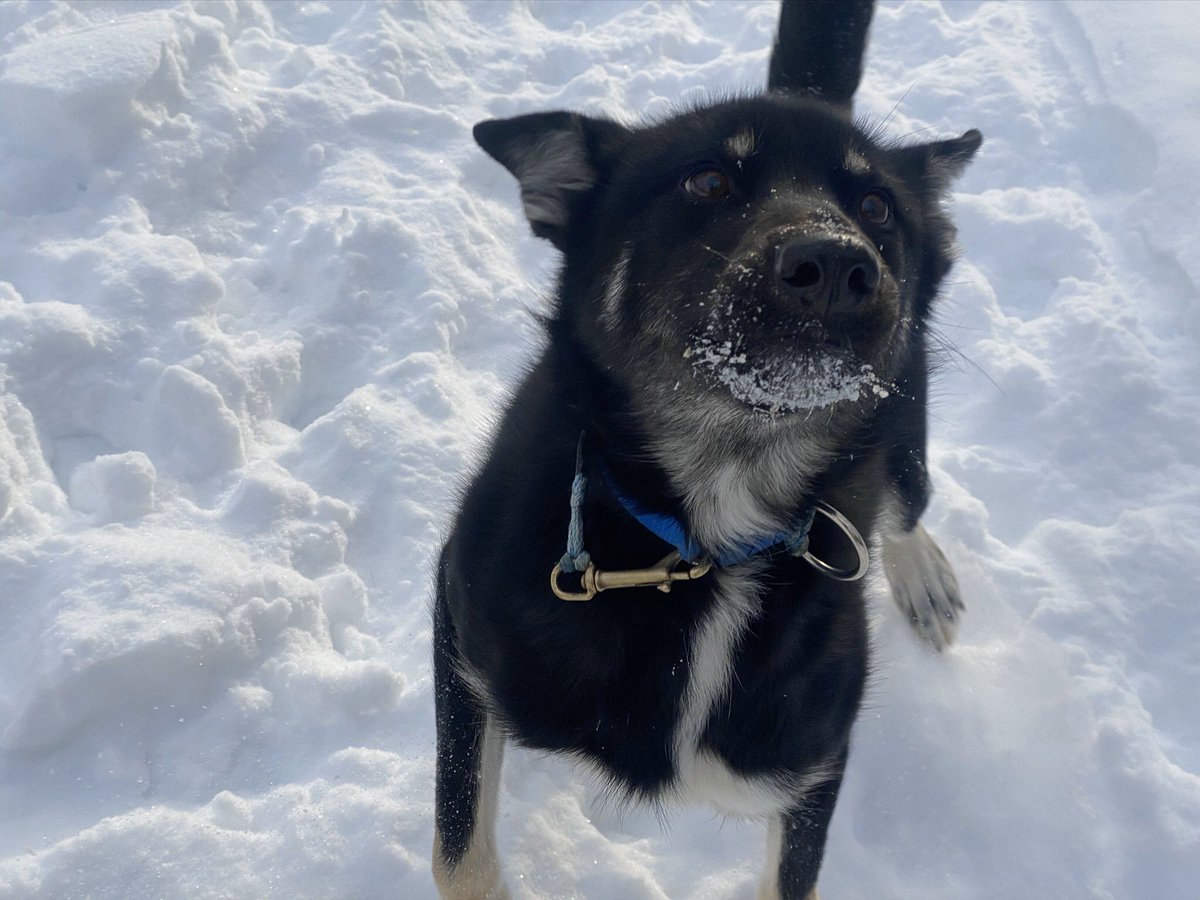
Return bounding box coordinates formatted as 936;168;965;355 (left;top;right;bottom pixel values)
1;1;1197;897
689;329;885;414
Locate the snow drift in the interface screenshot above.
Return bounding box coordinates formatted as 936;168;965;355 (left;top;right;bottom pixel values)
0;2;1197;897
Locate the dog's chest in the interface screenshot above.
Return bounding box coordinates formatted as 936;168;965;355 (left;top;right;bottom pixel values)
669;568;797;816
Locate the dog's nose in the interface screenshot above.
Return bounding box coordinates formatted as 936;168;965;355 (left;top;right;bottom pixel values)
774;236;881;318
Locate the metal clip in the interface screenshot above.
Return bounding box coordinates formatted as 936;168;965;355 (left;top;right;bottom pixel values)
551;551;713;601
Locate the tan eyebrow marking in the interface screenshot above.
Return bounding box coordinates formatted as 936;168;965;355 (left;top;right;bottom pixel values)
845;148;871;175
724;128;756;160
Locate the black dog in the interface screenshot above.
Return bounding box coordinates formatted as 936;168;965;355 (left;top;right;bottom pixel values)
434;1;979;896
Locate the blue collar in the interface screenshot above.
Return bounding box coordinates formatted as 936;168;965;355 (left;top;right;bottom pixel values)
556;435;869;585
599;464;816;569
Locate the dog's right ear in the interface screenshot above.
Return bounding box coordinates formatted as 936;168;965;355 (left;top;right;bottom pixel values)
767;0;875;108
473;112;629;250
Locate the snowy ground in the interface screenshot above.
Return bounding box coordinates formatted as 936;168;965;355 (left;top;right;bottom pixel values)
1;1;1197;897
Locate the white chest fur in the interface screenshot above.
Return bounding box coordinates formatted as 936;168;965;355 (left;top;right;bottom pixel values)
671;568;786;817
670;567;838;818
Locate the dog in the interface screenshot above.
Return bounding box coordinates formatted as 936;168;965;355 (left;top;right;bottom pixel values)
433;1;980;897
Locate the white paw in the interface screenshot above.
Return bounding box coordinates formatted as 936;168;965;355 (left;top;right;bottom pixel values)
882;523;964;650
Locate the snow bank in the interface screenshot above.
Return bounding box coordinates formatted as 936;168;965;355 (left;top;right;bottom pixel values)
0;2;1196;898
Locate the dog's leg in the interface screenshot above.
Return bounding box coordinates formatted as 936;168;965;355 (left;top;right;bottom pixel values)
433;572;509;900
882;451;965;650
881;350;964;650
756;764;845;900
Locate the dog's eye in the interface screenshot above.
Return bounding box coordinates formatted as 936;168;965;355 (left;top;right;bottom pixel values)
683;169;731;199
858;191;892;226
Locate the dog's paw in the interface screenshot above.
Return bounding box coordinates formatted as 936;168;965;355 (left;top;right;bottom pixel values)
882;523;964;651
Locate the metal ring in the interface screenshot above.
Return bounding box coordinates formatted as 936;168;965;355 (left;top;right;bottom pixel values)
800;501;870;582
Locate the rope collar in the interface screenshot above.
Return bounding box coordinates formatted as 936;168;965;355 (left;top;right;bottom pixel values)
552;434;870;601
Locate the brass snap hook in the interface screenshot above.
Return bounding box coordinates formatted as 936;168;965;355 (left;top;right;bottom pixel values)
551;551;713;601
550;563;594;601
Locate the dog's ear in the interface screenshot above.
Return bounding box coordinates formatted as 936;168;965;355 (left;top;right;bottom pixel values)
767;0;875;107
473;112;629;249
894;129;983;187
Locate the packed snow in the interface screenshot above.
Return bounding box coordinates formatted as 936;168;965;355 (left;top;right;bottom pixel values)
1;1;1197;897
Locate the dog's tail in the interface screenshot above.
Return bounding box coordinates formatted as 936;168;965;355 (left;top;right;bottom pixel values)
768;0;875;108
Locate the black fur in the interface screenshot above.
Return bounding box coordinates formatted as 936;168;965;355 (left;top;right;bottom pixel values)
434;2;980;896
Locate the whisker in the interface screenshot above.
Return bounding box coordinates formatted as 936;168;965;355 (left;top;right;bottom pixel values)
929;327;1004;394
896;122;938;141
699;244;732;262
881;81;917;131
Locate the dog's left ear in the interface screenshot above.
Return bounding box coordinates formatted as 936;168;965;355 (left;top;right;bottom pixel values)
474;112;629;250
768;0;875;108
895;129;984;187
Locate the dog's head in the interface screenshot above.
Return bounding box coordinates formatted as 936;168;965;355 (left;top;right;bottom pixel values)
475;1;980;427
